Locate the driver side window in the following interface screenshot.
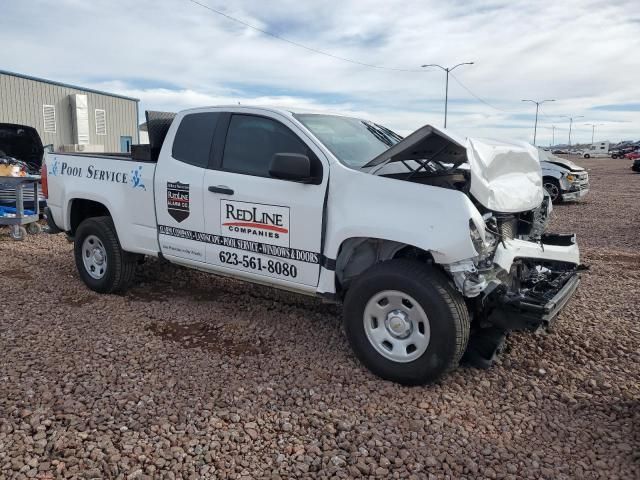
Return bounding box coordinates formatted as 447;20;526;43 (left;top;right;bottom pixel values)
222;114;309;178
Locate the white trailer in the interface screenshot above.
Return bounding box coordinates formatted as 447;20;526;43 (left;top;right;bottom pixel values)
581;141;610;158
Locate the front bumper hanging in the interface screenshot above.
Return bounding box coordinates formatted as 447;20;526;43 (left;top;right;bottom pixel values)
487;271;580;331
485;234;582;332
562;187;589;201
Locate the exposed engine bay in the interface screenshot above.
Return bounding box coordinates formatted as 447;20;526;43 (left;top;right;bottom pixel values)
357;122;581;368
381;170;469;192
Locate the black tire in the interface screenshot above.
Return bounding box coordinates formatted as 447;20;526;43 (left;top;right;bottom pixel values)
543;177;562;203
343;259;470;385
583;153;590;159
74;216;137;293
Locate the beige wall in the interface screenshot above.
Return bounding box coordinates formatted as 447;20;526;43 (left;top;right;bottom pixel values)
0;72;138;152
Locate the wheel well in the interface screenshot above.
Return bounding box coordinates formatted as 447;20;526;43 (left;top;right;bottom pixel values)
334;237;434;294
69;199;111;235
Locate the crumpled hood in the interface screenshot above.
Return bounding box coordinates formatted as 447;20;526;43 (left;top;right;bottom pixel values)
365;124;543;213
537;149;585;171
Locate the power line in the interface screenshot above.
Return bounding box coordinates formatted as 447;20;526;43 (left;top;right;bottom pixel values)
448;72;512;113
185;0;558;123
186;0;426;72
537;106;560;122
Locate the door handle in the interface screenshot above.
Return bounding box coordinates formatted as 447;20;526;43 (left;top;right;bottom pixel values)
208;185;234;195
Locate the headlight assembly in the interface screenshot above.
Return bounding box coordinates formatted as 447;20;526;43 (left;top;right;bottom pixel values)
469;219;487;256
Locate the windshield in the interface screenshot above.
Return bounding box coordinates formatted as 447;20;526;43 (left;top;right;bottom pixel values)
294;114;403;168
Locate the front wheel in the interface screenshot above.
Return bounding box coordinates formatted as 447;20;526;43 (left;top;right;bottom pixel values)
343;260;470;385
74;216;137;293
583;153;591;159
543;178;561;203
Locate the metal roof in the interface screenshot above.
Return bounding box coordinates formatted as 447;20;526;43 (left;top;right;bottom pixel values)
0;69;140;102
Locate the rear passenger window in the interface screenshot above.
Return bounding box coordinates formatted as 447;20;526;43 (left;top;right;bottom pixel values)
222;114;308;177
172;112;220;168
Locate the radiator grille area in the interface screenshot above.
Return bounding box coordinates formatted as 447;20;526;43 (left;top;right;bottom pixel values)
499;218;518;240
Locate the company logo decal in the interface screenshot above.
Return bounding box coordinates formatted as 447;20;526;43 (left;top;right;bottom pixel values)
167;181;190;223
131;165;146;190
221;200;290;247
49;160;59;176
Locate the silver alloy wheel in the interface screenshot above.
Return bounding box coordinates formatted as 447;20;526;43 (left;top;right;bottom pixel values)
544;182;560;202
82;235;108;280
363;290;431;363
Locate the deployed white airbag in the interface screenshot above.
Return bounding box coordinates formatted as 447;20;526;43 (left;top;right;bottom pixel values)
466;138;543;213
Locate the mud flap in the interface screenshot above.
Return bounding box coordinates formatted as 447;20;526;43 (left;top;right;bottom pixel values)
462;327;507;369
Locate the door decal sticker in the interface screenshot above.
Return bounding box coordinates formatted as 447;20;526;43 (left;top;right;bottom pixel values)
157;225;319;264
220;199;290;247
167;182;190;223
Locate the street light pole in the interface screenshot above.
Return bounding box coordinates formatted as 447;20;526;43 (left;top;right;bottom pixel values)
521;99;555;145
584;123;604;145
421;62;474;128
551;125;556;147
562;115;584;146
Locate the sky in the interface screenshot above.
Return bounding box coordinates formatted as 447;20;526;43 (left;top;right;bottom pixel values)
2;0;640;144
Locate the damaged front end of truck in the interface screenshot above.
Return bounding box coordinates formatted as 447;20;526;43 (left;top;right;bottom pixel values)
450;213;582;367
364;125;582;367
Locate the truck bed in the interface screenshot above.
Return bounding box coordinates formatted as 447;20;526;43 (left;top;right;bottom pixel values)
45;152;159;256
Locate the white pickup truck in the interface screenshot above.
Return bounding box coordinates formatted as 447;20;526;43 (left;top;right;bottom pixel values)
44;107;581;384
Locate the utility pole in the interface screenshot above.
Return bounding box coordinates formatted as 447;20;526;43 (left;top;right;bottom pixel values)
562;115;584;146
551;125;556;147
521;99;555;145
584;123;604;145
421;62;474;128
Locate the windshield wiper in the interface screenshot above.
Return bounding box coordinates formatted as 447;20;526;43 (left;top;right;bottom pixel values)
362;121;395;148
374;123;404;143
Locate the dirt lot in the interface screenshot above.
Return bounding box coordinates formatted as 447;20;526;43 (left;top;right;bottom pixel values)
1;157;638;479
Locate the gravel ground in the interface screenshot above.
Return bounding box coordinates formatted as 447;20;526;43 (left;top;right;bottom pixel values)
0;157;638;479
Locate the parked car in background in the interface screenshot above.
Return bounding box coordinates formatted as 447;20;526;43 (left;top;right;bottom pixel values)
610;147;635;159
538;149;589;202
624;151;640;160
552;149;568;155
0;123;47;211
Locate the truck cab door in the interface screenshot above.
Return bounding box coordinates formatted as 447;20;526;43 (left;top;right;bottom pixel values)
154;112;221;263
202;112;328;291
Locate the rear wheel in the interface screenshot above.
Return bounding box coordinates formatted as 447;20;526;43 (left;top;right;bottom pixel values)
543;178;561;203
583;153;591;159
343;259;470;385
74;216;137;293
26;222;42;235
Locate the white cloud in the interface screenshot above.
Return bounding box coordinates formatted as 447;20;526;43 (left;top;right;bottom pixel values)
2;0;639;143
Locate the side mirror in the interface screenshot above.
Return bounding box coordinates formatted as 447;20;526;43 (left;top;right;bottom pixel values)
269;153;313;182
